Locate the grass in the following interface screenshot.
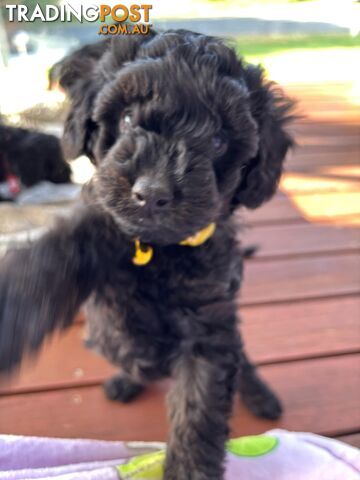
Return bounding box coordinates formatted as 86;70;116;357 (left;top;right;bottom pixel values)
230;34;360;85
234;34;360;57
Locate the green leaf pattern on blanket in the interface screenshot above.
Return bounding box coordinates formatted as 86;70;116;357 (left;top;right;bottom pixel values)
227;435;279;457
116;435;279;478
117;450;165;479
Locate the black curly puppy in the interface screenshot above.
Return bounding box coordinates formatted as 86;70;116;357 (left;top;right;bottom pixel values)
0;123;71;193
0;30;293;479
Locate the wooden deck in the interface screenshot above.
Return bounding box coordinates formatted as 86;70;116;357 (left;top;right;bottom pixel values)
0;82;359;448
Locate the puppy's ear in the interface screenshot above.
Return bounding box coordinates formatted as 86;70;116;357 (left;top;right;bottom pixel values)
51;39;110;161
232;65;294;209
54;35;156;162
62;80;99;161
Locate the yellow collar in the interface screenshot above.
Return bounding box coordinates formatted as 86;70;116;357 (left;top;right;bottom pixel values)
132;223;216;266
179;222;216;247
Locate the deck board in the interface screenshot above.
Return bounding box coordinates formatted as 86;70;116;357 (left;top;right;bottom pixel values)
1;355;358;440
241;194;305;225
243;192;360;226
242;222;360;258
1;296;359;395
280;171;360;194
337;434;360;449
242;296;360;364
0;326;116;395
289;150;359;170
241;253;360;306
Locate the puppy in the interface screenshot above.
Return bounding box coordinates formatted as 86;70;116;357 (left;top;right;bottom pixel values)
0;123;71;198
0;30;293;479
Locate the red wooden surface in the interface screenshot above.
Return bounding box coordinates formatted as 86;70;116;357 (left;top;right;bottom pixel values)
337;434;360;449
242;222;360;258
241;253;360;306
1;296;358;395
1;355;359;440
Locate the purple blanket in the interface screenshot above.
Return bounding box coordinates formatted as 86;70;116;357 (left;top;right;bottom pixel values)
0;429;359;479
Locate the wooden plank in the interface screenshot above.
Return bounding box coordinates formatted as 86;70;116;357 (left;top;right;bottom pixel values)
337;433;360;449
2;296;359;396
285;92;347;101
241;194;304;225
291;103;356;113
244;192;360;226
241;253;360;306
242;296;360;363
298;110;359;125
285;82;355;97
316;166;360;178
291;100;360;122
296;103;359;114
0;383;169;441
289;122;360;139
295;136;360;150
295;144;359;156
242;223;360;259
283;192;360;225
250;355;360;438
280;171;360;194
288;150;359;170
1;355;359;440
301;113;359;125
0;325;116;395
2;296;358;395
287;91;354;103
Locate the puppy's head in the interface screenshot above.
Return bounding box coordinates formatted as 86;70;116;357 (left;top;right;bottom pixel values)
58;31;293;245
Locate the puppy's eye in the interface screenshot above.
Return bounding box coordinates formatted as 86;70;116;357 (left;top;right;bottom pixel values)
120;113;133;131
212;134;227;154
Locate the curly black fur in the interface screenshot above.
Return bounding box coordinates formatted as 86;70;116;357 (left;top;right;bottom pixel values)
0;30;293;479
0;123;71;192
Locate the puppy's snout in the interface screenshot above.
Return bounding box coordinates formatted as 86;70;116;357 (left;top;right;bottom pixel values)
132;177;172;214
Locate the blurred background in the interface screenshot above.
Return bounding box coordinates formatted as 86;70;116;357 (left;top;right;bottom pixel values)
0;0;359;449
0;0;358;131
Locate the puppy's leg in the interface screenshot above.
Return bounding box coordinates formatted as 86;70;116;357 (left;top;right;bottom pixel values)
104;373;144;403
0;208;116;375
238;350;282;420
164;338;240;480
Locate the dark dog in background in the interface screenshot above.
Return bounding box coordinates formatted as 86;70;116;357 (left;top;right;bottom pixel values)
0;30;293;479
0;123;71;198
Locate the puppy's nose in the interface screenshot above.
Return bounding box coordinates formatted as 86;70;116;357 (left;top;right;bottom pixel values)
132;177;172;213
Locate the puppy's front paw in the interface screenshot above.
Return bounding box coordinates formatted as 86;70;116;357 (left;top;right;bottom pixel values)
164;465;211;480
103;375;144;403
164;468;220;480
164;456;222;480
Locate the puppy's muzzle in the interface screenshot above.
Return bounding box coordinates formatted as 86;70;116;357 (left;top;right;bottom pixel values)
131;176;173;215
